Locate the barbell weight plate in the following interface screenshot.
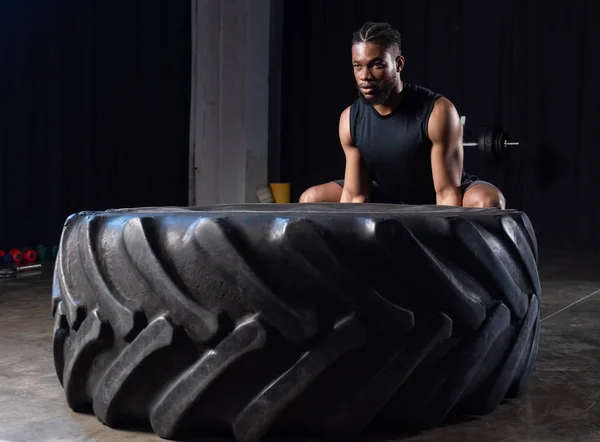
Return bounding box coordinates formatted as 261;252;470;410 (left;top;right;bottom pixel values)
483;125;495;158
464;124;519;161
471;124;511;162
489;124;500;160
495;125;509;161
477;127;486;156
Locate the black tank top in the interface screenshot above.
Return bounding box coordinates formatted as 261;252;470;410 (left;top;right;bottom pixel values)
349;83;464;205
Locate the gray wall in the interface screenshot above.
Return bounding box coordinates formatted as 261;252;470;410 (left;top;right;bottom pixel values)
189;0;282;205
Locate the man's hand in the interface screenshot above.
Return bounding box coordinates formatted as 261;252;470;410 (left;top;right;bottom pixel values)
339;107;371;203
428;97;464;206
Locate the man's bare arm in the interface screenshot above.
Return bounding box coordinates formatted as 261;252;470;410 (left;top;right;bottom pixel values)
339;107;371;203
428;97;464;206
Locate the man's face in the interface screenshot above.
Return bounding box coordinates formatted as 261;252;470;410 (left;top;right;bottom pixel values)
352;42;402;105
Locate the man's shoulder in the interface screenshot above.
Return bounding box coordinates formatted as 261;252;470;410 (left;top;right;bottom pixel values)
342;97;367;120
405;82;444;100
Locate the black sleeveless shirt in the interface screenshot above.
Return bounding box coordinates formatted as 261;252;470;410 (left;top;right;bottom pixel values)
349;83;467;205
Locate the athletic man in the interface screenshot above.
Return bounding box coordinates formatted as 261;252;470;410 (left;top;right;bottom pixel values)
299;22;505;209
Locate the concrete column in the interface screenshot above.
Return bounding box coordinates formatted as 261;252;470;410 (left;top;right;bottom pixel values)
189;0;276;206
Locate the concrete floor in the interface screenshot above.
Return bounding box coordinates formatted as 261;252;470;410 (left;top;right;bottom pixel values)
0;255;599;442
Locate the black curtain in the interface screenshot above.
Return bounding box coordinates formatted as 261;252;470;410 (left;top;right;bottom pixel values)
0;0;191;250
280;0;600;255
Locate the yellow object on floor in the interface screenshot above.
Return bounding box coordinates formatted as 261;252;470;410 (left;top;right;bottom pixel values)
269;183;291;203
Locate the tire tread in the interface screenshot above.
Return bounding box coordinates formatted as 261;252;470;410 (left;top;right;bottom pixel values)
52;204;541;441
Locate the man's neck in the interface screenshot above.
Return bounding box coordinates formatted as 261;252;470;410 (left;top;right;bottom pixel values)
373;79;404;116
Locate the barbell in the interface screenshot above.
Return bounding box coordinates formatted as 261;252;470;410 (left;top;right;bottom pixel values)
463;123;519;162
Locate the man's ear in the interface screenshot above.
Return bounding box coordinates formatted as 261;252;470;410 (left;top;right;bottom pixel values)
396;55;405;72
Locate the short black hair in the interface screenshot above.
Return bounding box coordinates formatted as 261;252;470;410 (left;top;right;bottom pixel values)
352;22;401;56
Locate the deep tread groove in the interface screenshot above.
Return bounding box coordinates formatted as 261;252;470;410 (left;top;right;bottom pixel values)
285;219;415;339
52;302;69;386
92;316;176;425
452;220;528;319
377;219;487;331
501;217;542;297
194;217;318;344
80;217;143;341
123;217;220;344
51;204;541;441
232;315;367;442
520;214;539;263
150;315;268;439
325;312;452;438
56;221;86;330
508;314;541;398
63;310;113;412
379;302;512;429
462;295;539;415
411;303;512;428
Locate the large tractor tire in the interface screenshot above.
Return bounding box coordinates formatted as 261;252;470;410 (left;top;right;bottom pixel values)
52;203;540;441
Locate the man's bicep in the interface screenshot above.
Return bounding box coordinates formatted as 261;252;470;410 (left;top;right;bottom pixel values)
428;98;463;192
430;140;462;191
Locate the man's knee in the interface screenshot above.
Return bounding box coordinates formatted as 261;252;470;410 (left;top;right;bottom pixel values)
463;184;506;209
299;187;319;203
299;182;343;203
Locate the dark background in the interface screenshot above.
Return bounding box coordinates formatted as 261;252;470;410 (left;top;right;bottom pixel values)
0;0;191;250
1;0;598;256
280;0;600;255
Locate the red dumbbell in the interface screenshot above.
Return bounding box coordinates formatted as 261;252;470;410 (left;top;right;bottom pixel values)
9;249;22;265
23;249;37;263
